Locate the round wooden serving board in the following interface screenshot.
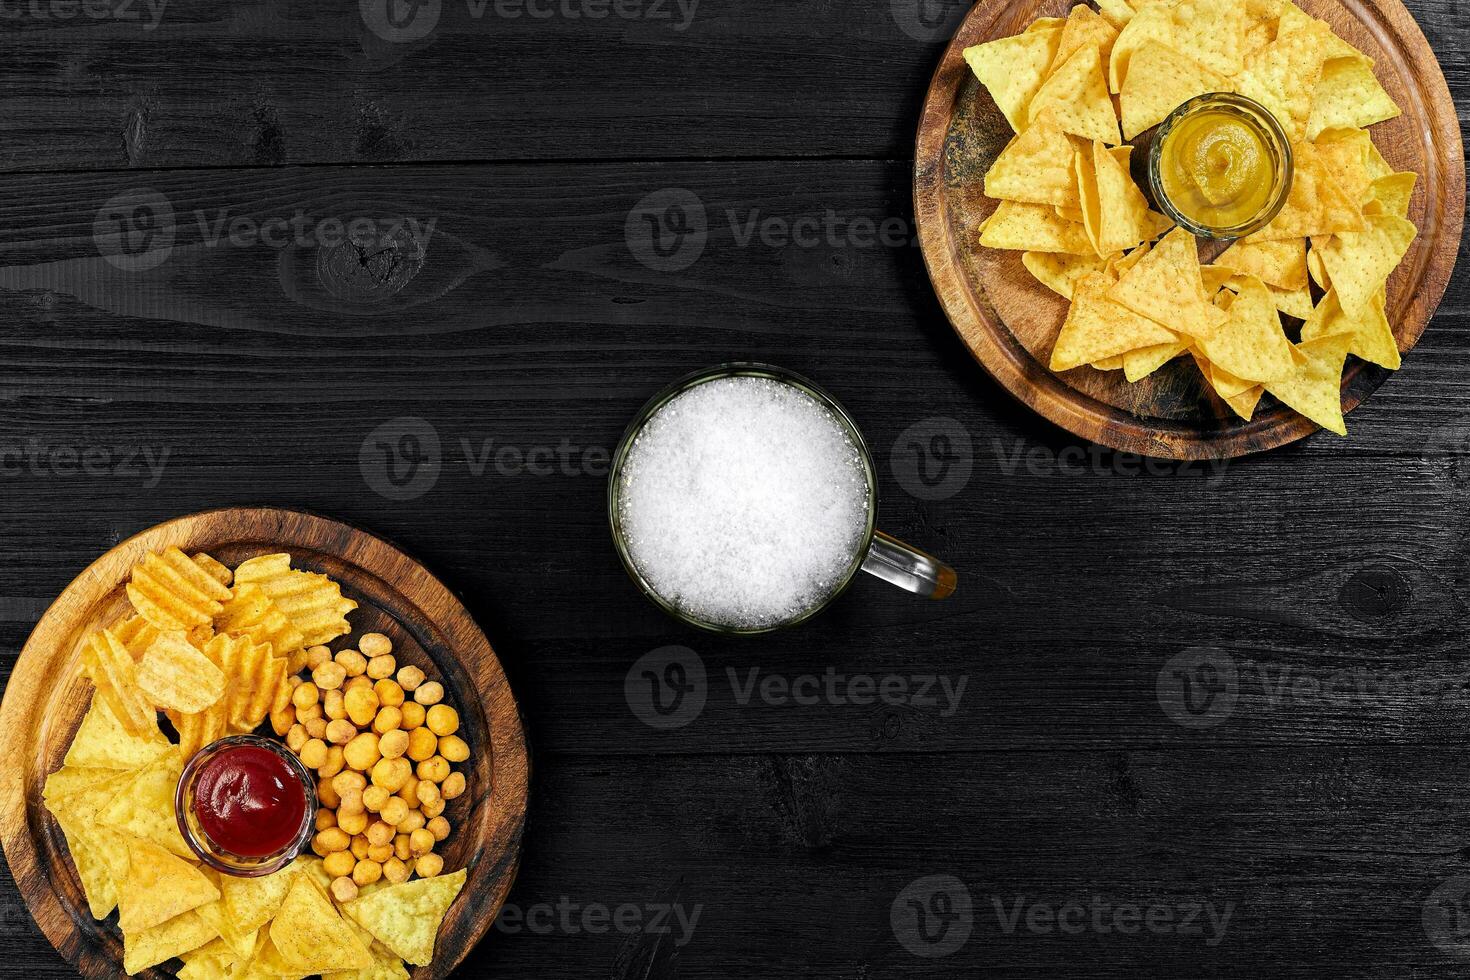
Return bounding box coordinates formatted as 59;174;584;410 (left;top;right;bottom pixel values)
915;0;1464;459
0;507;529;979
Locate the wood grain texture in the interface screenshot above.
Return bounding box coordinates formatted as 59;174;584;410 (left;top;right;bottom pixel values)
0;508;529;979
914;0;1466;459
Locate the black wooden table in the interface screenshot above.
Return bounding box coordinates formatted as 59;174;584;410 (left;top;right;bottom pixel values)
2;1;1469;976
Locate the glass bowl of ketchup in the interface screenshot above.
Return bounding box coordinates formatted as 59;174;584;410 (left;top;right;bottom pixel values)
175;735;318;877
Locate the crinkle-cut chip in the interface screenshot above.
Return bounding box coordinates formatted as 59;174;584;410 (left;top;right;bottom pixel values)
98;750;194;859
1051;5;1119;75
118;837;219;935
1307;56;1400;140
963;27;1062;133
193;551;233;587
1196;276;1297;383
205;632;282;732
1315;213;1416;317
217;582;306;664
1364;172;1416;219
1123;340;1189;382
1167;0;1249;78
124;908;220;977
1237;8;1330;140
344;869;468;967
1090;143;1172;255
1252;141;1365;240
1106;227;1227;340
1028;44;1120;145
271;876;373;974
1302;287;1400;370
1107;1;1172;92
1021;251;1111;300
1216;238;1308;291
1265;333;1353;435
80;628;156;736
171;703;231;761
1225;384;1266;420
64;693;171;770
107;614;161;664
137;631;227;714
984;112;1081;208
1119;41;1234;140
1050;272;1179;371
981;200;1094;254
51;810;116;920
234;554;358;648
128;546;233;632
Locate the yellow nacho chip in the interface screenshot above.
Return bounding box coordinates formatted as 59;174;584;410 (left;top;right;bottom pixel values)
1216;238;1308;291
233;554;357;648
1302;287;1399;370
1123;340;1190;382
1224;383;1265;420
1095;0;1135;31
124;909;219;976
1196;276;1297;383
1307;248;1330;290
344;869;468;967
1252;141;1365;239
1106;227;1226;339
1119;40;1234;140
1307;55;1400;140
127;546;233;632
1314;212;1416;316
1051;5;1119;74
980;200;1094;254
1267;282;1315;320
220;862;300;936
98;750;194;859
964;27;1063;133
1090;142;1172;254
117;837;219;934
51;810;117;921
272;876;374;973
1029;43;1120;145
63;693;171;770
1237;6;1331;140
984;112;1081;208
1050;272;1179;371
1021;251;1111;300
137;630;227;715
1167;0;1249;78
1107;1;1173;92
1364;171;1416;219
1264;333;1353;435
1315;127;1374;208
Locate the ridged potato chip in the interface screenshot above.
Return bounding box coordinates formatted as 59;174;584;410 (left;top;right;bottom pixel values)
217;582;307;670
137;631;227;715
234;554;357;648
128;546;233;632
80;628;156;736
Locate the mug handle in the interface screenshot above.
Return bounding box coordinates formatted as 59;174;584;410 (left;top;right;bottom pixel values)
860;530;957;599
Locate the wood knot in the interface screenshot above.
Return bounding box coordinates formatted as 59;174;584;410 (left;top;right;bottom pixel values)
1339;564;1410;622
315;219;426;304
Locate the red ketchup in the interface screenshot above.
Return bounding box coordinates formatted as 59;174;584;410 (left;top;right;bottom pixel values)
192;745;307;857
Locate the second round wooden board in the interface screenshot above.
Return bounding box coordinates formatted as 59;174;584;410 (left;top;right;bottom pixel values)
0;507;529;979
914;0;1464;460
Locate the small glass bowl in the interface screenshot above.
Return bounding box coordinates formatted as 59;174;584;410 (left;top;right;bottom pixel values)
1147;92;1294;241
175;735;318;877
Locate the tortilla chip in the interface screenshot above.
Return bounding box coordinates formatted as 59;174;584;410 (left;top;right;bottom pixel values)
1217;238;1308;291
1095;0;1135;31
98;750;193;859
344;869;468;967
1028;43;1120;144
1307;56;1400;140
1252;141;1365;239
43;765;115;804
123;909;219;976
1197;276;1297;382
1237;6;1330;140
177;938;239;980
1108;1;1173;92
1021;251;1111;300
1119;40;1234;140
1315;128;1374;208
118;838;219;934
64;693;172;771
220;863;298;937
1314;213;1416;316
1264;333;1353;435
984;112;1080;208
1051;272;1179;371
1106;227;1226;339
271;876;373;974
980;200;1094;254
1051;5;1119;74
1364;172;1416;219
51;811;117;920
1168;0;1249;77
1302;287;1399;370
964;27;1063;132
1123;340;1190;382
1268;282;1315;320
1307;249;1331;290
1090;143;1172;254
1224;384;1265;420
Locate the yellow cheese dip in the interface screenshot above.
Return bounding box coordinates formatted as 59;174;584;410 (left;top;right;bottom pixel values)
1150;94;1291;239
